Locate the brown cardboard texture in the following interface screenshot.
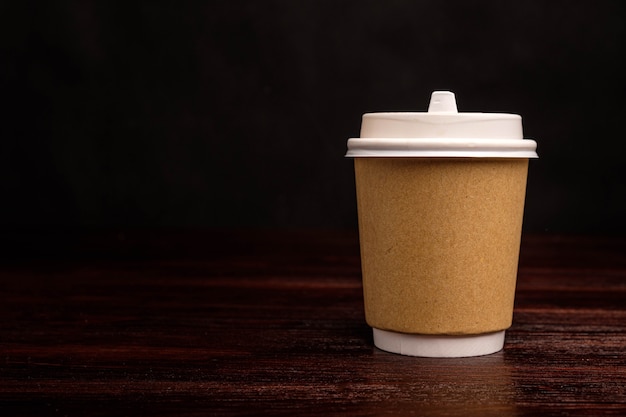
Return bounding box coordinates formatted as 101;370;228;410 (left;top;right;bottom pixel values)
355;158;529;335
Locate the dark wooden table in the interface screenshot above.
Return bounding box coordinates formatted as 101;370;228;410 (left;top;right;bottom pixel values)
1;230;625;416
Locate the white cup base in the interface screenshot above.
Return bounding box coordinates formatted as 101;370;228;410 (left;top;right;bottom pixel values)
372;328;505;358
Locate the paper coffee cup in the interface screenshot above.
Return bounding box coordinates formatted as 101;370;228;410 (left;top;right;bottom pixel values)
346;91;538;357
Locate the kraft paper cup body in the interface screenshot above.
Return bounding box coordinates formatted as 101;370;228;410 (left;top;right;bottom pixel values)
355;158;527;334
346;92;538;357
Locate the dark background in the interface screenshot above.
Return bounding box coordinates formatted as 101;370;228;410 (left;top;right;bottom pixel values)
1;1;625;234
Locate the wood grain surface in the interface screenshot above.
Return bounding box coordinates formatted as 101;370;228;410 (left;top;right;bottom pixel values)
1;230;625;416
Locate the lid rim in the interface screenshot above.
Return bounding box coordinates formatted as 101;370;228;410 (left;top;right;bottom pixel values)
345;153;539;158
346;137;538;158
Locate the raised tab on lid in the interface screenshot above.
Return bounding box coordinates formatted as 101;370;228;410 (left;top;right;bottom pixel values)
427;91;458;113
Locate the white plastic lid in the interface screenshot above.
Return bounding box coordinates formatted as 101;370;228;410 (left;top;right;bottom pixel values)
346;91;538;158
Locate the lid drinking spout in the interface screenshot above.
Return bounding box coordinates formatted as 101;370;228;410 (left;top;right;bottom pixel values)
428;91;458;113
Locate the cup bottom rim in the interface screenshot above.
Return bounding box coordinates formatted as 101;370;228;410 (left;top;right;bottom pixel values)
372;328;505;358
